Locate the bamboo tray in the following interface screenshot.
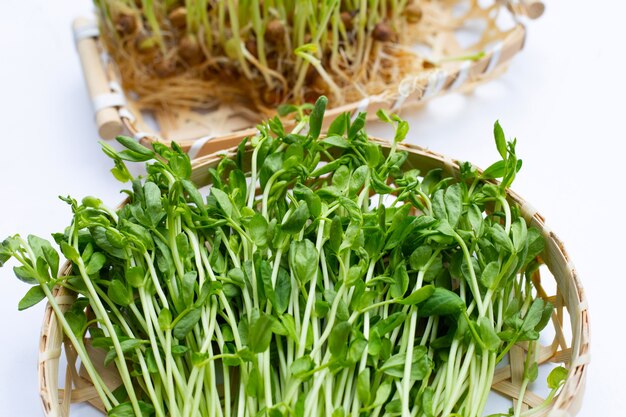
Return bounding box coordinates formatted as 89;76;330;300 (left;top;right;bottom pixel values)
39;137;588;417
74;0;544;159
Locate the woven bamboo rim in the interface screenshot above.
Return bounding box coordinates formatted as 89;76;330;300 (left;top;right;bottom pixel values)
74;0;544;159
39;136;588;417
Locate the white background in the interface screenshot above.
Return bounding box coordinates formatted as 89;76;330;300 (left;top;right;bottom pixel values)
0;1;624;416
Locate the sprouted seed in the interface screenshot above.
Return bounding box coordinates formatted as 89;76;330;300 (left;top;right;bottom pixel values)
93;0;429;113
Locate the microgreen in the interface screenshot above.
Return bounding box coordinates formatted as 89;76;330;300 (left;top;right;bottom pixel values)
2;98;559;417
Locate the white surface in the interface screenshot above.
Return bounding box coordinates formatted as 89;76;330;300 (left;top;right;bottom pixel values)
0;1;624;416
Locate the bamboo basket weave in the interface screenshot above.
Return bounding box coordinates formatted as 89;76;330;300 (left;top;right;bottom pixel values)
74;0;544;160
39;137;588;417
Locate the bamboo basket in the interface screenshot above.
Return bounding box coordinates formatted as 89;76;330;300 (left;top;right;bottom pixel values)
74;0;544;159
39;137;588;417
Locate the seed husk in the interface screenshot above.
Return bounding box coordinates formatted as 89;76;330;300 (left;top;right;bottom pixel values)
372;22;396;42
114;12;138;35
405;3;423;23
168;7;187;30
265;19;286;43
154;57;177;78
179;34;203;65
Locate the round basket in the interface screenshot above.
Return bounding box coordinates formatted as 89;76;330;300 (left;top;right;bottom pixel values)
74;0;544;159
39;138;588;417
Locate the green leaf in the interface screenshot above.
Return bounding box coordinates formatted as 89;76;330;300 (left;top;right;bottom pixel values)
348;112;366;140
522;298;546;333
394;120;409;143
108;402;134;417
309;96;327;140
108;280;131;306
494;121;507;159
116;136;154;157
399;285;435;305
182;179;207;216
282;202;309;234
477;317;501;351
171;345;188;357
371;381;392;408
0;251;11;267
13;266;38;284
332;165;351;192
168;153;192;179
158;308;172;330
328;321;352;357
432;189;447;222
510;218;528;253
380;347;431;380
126;266;145;288
418;288;465;317
421;387;435;417
293;184;322;218
490;224;514;254
18;285;46;311
328;112;349;136
291;356;315;379
547;366;568;389
28;235;59;278
144;182;164;226
480;261;500;289
85;252;106;275
389;264;409;299
211;187;234;218
277;104;298;117
91;226;127;259
181;271;197;306
274;268;291;314
348;165;369;197
357;369;371;405
526;362;539;382
534;300;553;333
173;308;202;339
444;184;463;227
345;336;366;365
409;246;433;271
249;214;269;247
322;135;350;149
468;204;484;235
376;109;393;123
288;239;318;284
525;228;545;265
248;314;276;353
481;160;506;179
64;310;87;337
104;339;146;366
385;217;416;251
372;312;406;336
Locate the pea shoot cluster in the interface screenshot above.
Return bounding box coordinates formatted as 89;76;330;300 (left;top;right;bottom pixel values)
1;97;567;417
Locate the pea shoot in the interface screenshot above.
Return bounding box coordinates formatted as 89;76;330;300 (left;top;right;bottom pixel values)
1;97;565;417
